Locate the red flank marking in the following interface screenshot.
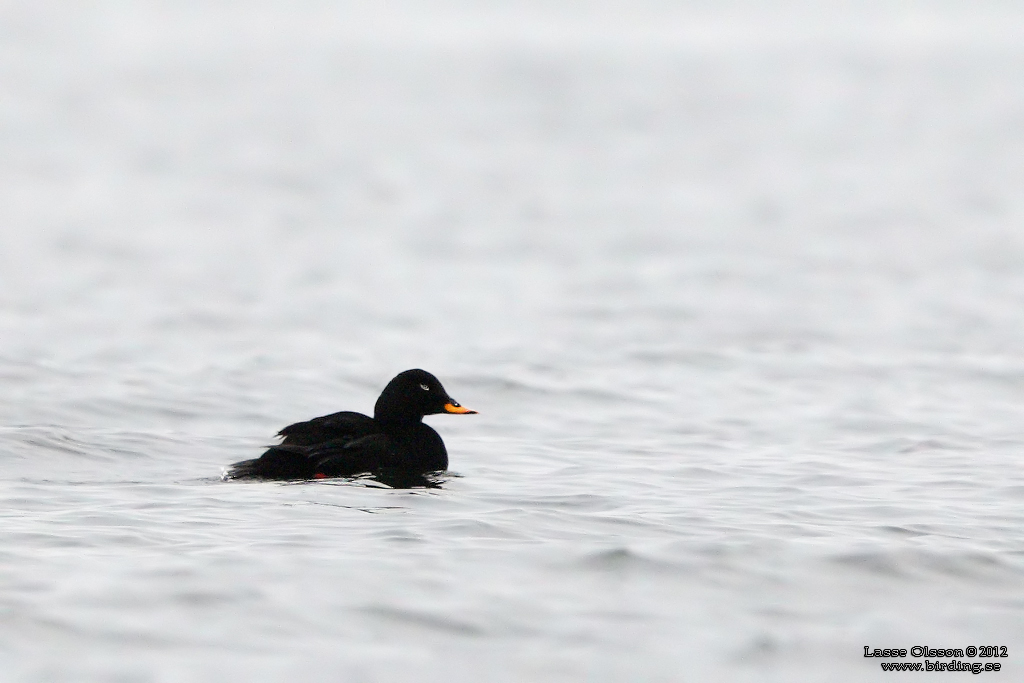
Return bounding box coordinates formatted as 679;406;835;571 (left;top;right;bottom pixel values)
314;473;327;479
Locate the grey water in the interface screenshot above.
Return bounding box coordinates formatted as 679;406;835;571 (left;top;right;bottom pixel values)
2;2;1024;681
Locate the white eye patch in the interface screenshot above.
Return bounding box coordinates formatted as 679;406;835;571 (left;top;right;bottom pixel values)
420;384;430;391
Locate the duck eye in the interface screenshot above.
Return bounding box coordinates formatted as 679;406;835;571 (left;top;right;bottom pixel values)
420;384;430;391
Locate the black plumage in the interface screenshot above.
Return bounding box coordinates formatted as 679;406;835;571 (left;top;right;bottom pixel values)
225;369;476;481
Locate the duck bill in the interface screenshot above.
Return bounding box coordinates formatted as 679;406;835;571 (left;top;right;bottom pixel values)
443;403;477;414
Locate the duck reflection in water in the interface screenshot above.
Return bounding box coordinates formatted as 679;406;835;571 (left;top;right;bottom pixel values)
225;369;476;486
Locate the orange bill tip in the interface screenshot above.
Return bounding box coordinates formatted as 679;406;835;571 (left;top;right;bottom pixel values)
443;403;478;414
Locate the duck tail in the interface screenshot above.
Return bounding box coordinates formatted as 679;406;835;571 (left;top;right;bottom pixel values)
222;457;263;480
223;445;317;480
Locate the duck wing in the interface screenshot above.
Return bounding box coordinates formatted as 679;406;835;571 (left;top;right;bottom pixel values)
225;420;448;481
277;411;379;446
225;434;392;481
311;434;392;476
314;425;447;474
225;411;379;480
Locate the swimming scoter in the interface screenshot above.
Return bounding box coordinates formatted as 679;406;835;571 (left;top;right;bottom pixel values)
225;369;476;481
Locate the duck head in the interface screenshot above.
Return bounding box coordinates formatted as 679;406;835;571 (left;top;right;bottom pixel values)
374;369;477;424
